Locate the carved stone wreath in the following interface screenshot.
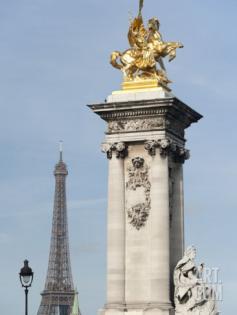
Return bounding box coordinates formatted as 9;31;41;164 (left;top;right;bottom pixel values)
126;157;151;230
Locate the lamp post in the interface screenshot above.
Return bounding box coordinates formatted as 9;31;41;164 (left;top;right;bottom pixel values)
19;260;34;315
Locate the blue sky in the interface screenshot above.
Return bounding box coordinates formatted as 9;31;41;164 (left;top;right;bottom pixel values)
0;0;236;314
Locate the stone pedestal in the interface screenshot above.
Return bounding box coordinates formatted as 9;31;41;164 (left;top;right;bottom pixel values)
89;89;202;315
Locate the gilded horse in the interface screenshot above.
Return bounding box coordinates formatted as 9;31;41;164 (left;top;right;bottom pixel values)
111;16;183;85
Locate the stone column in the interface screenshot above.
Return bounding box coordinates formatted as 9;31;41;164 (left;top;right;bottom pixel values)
171;163;184;266
90;94;203;315
169;148;189;279
147;139;171;307
102;143;127;308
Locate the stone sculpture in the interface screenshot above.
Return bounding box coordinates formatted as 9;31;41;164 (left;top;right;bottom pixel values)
174;246;218;315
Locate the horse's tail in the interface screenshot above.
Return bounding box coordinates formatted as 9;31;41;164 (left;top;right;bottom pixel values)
110;51;123;69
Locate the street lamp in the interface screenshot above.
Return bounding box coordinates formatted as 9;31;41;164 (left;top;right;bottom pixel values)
19;260;34;315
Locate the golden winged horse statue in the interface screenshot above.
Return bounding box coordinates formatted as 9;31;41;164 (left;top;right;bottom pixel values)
110;0;183;89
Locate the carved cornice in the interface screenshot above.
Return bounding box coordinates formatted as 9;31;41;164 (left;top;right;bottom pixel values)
101;142;128;159
89;98;203;139
145;138;190;163
101;108;168;120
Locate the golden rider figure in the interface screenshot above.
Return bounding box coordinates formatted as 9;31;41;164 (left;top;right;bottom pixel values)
110;0;183;89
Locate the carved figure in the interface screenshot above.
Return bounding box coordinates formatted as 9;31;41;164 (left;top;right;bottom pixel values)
174;246;218;315
110;0;183;87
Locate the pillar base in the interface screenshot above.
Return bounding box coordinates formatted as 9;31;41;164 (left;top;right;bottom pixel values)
98;304;174;315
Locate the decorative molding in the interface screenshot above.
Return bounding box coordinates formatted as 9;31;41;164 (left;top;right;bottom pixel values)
101;108;169;120
126;157;151;230
144;138;190;163
89;97;203;140
173;146;190;164
108;117;169;133
101;142;127;159
158;138;174;157
144;139;172;157
144;140;157;156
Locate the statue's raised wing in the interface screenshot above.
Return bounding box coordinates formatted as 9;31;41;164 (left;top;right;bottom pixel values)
128;16;148;48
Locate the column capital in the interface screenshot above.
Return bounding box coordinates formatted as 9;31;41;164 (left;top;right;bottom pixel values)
145;139;172;157
173;147;190;164
101;142;128;159
144;138;190;163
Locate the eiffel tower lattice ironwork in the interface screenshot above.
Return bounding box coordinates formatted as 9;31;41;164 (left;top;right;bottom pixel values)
37;147;81;315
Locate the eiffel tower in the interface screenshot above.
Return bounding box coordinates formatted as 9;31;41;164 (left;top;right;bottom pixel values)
37;146;81;315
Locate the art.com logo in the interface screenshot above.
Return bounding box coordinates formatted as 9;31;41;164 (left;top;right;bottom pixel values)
201;267;223;302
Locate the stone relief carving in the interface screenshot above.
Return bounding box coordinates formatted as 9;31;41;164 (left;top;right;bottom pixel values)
159;138;174;156
144;138;190;163
126;157;151;230
144;140;157;156
101;142;127;159
108;117;169;133
174;246;218;315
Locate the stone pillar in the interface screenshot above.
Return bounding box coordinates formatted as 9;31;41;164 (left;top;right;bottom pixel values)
90;94;202;315
148;140;171;307
102;143;127;309
170;148;190;277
